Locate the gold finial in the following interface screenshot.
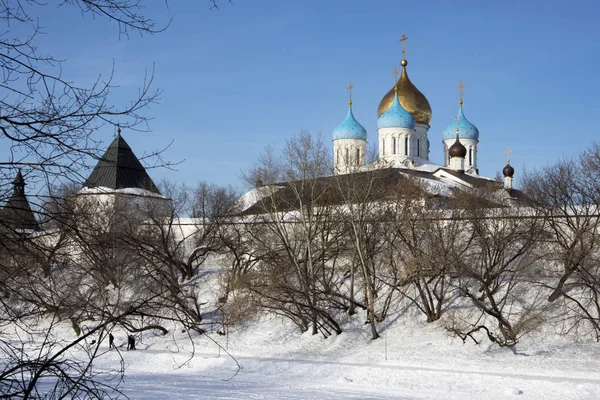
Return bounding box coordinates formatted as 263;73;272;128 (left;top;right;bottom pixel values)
399;34;409;62
392;65;400;92
457;79;466;107
347;80;354;106
504;146;512;164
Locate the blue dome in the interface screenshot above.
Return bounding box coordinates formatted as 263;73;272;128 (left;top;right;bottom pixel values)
333;105;367;141
377;92;416;130
442;106;479;141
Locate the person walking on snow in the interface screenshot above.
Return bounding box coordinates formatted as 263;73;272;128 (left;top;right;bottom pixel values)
127;334;136;350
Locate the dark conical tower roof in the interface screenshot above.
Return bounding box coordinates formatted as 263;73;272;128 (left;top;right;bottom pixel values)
84;133;161;194
0;170;39;231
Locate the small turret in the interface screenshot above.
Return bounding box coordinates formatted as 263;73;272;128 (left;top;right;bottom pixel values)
12;169;25;195
0;169;39;232
448;131;466;172
503;146;515;190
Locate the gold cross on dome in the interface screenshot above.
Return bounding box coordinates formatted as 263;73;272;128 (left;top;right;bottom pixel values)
504;146;512;163
457;80;466;106
392;65;400;84
399;34;408;60
347;81;354;105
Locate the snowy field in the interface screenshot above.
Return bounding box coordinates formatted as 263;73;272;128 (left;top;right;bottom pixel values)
91;315;600;400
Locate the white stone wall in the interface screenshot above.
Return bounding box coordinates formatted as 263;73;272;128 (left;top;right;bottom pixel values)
333;138;367;174
449;155;465;171
74;189;172;230
378;126;428;163
414;123;430;160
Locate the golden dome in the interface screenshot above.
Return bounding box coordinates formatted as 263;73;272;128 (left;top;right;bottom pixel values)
377;62;432;125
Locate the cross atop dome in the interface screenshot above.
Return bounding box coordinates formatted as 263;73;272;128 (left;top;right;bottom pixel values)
399;34;408;66
347;81;354;106
505;146;512;164
457;80;466;107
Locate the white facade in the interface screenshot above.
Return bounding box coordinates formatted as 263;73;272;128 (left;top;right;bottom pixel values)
75;187;172;229
449;154;465;172
378;126;429;164
333;138;366;174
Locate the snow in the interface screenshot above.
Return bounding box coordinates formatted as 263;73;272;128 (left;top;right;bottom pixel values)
77;186;166;198
238;185;284;212
78;310;600;400
9;269;600;399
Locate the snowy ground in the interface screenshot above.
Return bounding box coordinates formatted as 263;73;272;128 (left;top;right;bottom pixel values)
92;314;600;400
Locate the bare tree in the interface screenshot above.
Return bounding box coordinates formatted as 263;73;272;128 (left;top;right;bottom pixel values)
447;187;546;347
524;145;600;339
235;132;346;337
384;176;462;324
333;169;400;340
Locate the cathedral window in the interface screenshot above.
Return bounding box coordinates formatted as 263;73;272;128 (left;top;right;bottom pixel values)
404;136;408;156
382;139;385;155
356;148;360;165
468;148;472;166
417;139;420;157
392;137;396;154
345;148;349;164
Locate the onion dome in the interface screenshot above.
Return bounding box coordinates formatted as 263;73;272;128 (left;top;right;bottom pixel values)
442;106;479;141
503;162;515;178
448;134;467;158
333;104;367;141
377;90;416;129
377;60;432;125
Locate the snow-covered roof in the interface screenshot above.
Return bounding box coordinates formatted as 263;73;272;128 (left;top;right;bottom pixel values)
77;186;167;199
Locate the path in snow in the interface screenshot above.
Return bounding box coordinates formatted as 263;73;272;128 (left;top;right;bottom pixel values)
119;352;600;400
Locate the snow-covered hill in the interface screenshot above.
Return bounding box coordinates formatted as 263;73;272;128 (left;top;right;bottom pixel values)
91;309;600;400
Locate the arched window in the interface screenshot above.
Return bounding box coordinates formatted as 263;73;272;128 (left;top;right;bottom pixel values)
382;139;385;155
392;137;396;154
345;147;349;164
417;139;420;157
336;149;339;165
404;136;408;156
356;148;360;165
468;147;472;166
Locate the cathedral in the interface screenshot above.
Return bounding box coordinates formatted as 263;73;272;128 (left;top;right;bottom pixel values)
331;36;515;194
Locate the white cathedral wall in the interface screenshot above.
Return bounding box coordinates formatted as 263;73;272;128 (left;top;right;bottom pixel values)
378;127;428;163
333;138;366;174
449;156;465;171
414;123;430;160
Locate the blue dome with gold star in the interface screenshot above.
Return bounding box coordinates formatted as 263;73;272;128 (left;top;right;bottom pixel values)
442;106;479;141
377;92;416;130
333;105;367;141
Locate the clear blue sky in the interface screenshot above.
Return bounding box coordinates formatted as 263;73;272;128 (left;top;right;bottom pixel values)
17;0;600;190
